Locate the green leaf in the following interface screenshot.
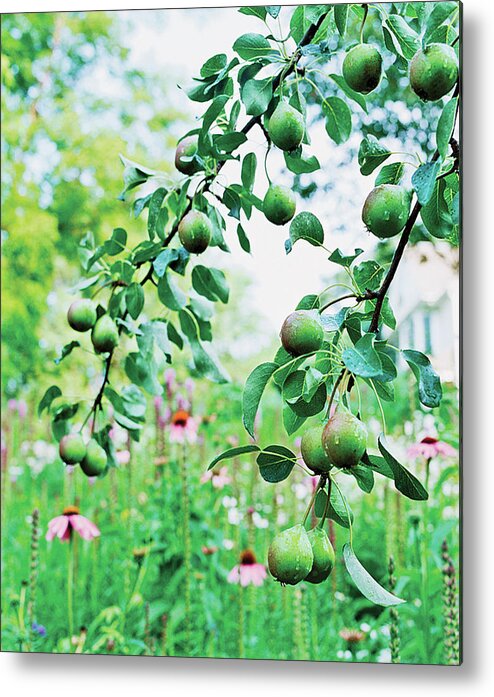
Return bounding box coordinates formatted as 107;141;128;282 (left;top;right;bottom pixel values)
347;465;374;493
322;96;352;144
424;2;458;43
104;227;127;256
378;435;429;501
420;179;453;239
283;370;327;416
328;247;364;268
191;265;229;303
334;4;348;35
358;136;391;175
201;95;229;133
343;544;406;606
256;445;296;483
147;188;167;240
402;349;442;408
361;452;394;479
289;212;324;248
353;259;385;293
157;273;187;311
241;152;257;193
315;487;354;528
213;131;247;154
125;352;162;395
200;53;228;78
178;311;230;383
412;160;441;206
54;341;80;365
282;403;307;436
437;98;457;160
125;283;145;320
375;162;405;186
284;147;320;174
239;6;267;21
236;223;251;253
290;4;328;43
38;385;62;416
241;77;273;116
329;73;367;112
233;33;276;61
242;362;278;437
208;444;260;470
343;333;383;378
385;14;420;59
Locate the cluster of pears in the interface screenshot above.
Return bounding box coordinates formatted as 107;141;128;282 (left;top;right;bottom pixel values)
342;40;458;102
67;299;119;354
268;411;367;585
59;433;108;477
262;100;305;227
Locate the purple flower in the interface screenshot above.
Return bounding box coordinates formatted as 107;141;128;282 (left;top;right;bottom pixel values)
408;436;457;460
32;621;47;637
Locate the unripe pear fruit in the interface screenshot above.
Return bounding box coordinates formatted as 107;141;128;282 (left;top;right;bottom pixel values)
263;185;296;225
268;102;305;152
175;135;201;175
342;43;382;94
80;439;107;477
59;434;86;465
67;299;97;333
322;411;367;468
91;314;119;354
301;423;333;473
409;43;458;101
268;524;313;585
305;528;335;584
178;210;212;254
280;310;324;356
362;184;411;239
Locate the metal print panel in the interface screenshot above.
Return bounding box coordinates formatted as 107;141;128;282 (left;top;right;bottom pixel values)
1;2;461;664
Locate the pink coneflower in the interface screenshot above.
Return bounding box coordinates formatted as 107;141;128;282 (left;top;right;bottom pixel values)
169;409;198;444
201;466;231;489
227;549;267;587
407;436;457;460
339;628;366;644
46;506;100;542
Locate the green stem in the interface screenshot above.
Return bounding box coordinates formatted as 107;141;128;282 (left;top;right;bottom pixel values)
180;446;192;653
67;538;74;642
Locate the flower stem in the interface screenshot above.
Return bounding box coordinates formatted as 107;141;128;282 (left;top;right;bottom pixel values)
180;446;192;653
67;538;74;643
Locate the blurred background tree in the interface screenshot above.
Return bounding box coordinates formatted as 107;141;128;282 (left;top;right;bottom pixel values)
1;12;186;394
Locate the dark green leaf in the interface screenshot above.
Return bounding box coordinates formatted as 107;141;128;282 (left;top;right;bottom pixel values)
412;160;441;206
323;96;352;144
284;147;320;174
239;6;267;21
256;445;296;483
236;223;251;253
334;4;348;35
375;162;405;186
200;53;228;78
54;341;80;365
38;385;62;416
241;152;257;192
420;179;453;239
191;265;229;303
289;212;324;248
385;14;420;59
354;259;385;293
402;349;442;408
328;247;364;268
241;77;273;116
104;227;127;256
266;7;281;19
378;434;429;501
157;273;187;311
437;98;457;160
147;188;167;240
329;73;367;112
243;362;278;437
342;333;383;378
290;4;328;43
283;370;327;416
208;444;260;470
343;544;406;606
314;486;354;528
125;283;145;320
178;311;230;383
358;136;391;175
233;33;277;61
